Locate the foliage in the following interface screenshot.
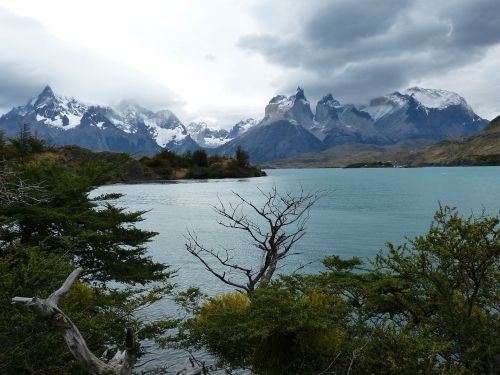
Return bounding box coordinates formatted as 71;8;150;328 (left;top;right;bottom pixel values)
235;146;249;167
140;147;264;180
0;134;175;374
179;206;500;374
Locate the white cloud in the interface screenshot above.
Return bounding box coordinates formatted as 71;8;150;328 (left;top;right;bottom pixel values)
0;0;498;124
0;7;182;110
0;0;281;126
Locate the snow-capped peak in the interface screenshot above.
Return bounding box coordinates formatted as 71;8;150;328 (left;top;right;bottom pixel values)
318;94;341;108
111;101;187;145
186;121;210;134
263;87;313;126
27;86;88;129
268;87;309;109
9;86;190;148
234;118;258;132
186;121;229;148
115;100;154;121
185;118;259;149
227;118;258;138
362;86;475;121
33;85;56;106
402;87;469;110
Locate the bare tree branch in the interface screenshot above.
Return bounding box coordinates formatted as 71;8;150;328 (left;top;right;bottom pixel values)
185;187;323;294
12;268;139;375
0;162;46;206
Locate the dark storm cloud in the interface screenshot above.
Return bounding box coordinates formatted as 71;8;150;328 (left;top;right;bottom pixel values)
0;8;182;113
446;0;500;47
239;0;500;104
305;0;410;48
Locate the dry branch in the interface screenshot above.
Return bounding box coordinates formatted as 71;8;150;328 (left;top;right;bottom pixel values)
12;268;139;375
186;187;322;294
0;163;45;205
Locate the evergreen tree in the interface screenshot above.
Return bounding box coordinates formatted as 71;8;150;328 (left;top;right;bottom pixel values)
192;149;209;167
0;138;174;374
235;146;249;167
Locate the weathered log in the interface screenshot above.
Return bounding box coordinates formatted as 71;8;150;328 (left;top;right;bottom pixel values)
12;268;139;375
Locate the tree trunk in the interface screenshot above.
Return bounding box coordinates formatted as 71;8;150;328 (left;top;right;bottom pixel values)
12;268;138;375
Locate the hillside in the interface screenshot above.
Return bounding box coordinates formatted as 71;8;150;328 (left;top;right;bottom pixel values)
407;116;500;166
260;140;433;168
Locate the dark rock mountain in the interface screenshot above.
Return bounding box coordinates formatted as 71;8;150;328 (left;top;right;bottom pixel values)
215;87;323;162
261;87;314;128
0;86;197;155
310;94;388;147
216;86;487;163
216;119;325;163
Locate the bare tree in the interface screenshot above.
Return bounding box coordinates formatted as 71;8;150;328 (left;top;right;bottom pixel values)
186;187;322;294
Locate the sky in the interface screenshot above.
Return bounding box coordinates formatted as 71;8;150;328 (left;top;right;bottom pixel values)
0;0;499;127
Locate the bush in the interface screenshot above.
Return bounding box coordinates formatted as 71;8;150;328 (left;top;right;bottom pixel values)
180;206;500;374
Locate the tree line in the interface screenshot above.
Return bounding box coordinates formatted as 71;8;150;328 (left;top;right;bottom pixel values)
139;145;263;179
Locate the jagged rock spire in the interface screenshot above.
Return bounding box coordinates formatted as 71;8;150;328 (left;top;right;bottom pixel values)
39;85;55;98
295;86;306;100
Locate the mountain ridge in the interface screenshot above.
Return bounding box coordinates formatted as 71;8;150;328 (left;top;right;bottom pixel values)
214;86;486;162
262;116;500;168
0;85;488;162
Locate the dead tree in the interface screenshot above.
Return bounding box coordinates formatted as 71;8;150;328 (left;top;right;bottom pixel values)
186;187;322;294
11;268;139;375
12;268;205;375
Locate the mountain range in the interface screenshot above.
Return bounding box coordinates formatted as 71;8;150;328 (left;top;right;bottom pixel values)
0;85;488;163
264;116;500;168
216;87;487;162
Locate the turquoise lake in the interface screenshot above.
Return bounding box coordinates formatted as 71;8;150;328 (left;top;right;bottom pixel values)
92;167;500;370
94;167;500;295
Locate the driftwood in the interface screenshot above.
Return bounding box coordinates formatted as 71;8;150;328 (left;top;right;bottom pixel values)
12;268;205;375
12;268;139;375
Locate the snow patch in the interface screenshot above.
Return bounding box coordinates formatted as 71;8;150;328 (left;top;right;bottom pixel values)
150;125;186;147
65;113;82;129
202;136;228;147
36;113;81;129
362;105;393;121
402;87;468;109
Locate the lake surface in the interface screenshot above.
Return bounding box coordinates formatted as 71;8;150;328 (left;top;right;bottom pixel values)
92;167;500;370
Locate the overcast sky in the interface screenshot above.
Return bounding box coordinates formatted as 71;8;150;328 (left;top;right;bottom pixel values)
0;0;499;127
